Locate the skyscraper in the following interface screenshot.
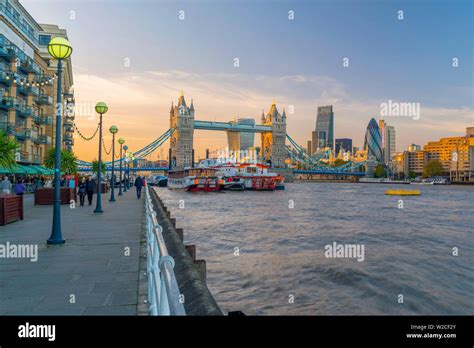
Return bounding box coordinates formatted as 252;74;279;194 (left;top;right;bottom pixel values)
364;118;383;163
379;119;396;165
385;125;396;164
313;105;334;153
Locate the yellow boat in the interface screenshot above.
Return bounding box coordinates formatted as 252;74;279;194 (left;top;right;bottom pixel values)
385;189;421;196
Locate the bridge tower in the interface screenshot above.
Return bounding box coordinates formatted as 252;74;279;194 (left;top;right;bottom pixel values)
169;92;195;169
261;101;287;168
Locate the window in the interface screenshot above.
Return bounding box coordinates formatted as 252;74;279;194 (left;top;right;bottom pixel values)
39;35;51;46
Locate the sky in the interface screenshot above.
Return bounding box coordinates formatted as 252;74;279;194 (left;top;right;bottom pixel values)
21;0;473;162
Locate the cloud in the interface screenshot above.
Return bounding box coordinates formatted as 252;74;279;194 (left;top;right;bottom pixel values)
72;70;473;161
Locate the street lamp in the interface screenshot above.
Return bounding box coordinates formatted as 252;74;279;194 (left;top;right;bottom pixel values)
109;125;118;202
123;145;128;192
47;37;72;245
118;138;125;196
94;102;108;214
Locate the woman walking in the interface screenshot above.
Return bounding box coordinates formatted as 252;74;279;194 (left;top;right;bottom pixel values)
78;177;87;206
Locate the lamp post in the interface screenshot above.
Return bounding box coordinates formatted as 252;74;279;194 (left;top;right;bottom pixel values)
118;138;125;196
94;102;108;214
47;37;72;245
123;145;128;192
109;125;118;202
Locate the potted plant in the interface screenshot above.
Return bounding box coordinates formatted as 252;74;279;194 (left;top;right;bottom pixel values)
0;130;23;225
35;148;79;205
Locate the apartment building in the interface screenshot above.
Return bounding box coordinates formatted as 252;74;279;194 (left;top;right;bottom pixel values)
0;0;74;165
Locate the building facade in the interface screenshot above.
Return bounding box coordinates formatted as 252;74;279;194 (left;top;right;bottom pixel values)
335;138;352;156
393;128;473;181
423;127;474;182
0;0;74;165
312;105;334;153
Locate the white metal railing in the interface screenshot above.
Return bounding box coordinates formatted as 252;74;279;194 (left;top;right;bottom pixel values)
144;185;186;315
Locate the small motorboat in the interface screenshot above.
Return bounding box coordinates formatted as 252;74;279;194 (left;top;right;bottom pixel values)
385;189;421;196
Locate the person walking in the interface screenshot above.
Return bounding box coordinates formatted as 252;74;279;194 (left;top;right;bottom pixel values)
1;176;12;195
14;180;25;196
134;175;143;199
78;177;87;207
85;175;95;206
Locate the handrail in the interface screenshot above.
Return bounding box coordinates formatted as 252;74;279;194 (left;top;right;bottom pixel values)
144;185;186;315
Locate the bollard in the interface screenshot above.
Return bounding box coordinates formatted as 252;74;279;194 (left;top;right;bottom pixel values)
185;245;196;261
176;228;184;241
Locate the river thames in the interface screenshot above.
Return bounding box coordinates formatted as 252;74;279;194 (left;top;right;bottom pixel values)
156;183;474;315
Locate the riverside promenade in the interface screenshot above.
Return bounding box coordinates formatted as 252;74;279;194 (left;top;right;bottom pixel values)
0;190;144;315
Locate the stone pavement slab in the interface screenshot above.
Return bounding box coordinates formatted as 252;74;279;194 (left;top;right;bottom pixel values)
0;190;143;315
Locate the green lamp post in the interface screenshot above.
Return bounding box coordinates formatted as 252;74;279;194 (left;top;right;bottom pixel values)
123;145;129;192
118;137;125;196
94;102;108;214
47;37;72;245
109;125;118;202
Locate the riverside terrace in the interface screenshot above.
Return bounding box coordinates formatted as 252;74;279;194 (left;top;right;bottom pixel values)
0;191;144;315
0;186;222;315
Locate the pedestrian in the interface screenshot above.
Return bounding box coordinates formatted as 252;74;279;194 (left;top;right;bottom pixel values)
1;176;12;195
14;180;25;196
134;175;143;199
78;177;87;206
85;175;95;206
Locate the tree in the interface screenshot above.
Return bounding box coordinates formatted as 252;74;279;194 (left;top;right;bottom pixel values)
408;170;417;179
44;148;78;174
92;159;106;175
0;131;18;170
373;164;387;178
423;159;444;178
397;172;406;180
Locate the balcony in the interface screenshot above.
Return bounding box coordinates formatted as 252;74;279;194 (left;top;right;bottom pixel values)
37;134;52;145
64;135;74;146
36;94;53;105
0;45;17;61
64;120;74;128
17;104;34;118
0;69;16;86
0;96;19;110
33;115;53;125
18;57;40;74
17;83;39;96
0;5;39;47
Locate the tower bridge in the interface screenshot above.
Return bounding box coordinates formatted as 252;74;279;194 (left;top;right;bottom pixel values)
169;93;286;169
77;92;365;176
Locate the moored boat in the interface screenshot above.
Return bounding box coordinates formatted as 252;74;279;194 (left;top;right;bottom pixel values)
168;168;219;191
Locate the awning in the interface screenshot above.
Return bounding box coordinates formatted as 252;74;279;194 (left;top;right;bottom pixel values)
0;165;54;175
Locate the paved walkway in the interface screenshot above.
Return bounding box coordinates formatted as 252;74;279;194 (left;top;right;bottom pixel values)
0;189;144;315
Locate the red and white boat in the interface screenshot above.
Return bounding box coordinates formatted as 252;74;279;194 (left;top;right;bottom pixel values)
192;160;285;191
167;168;220;191
236;163;282;191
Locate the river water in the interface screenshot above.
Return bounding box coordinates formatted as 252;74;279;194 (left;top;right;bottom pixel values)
155;183;474;315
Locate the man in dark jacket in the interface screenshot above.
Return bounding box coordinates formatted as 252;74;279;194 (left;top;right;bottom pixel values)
85;175;96;205
134;176;143;199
